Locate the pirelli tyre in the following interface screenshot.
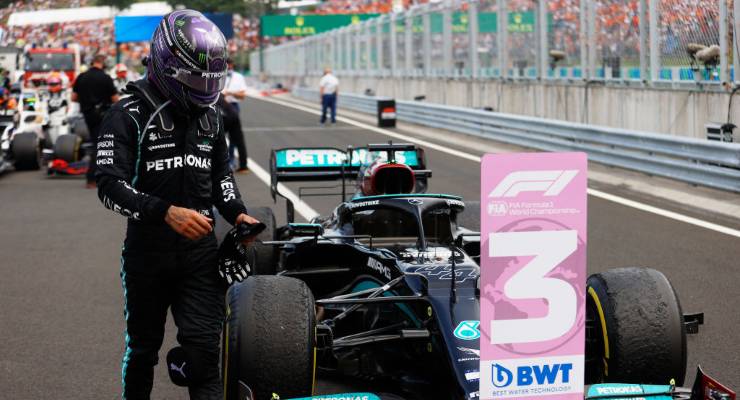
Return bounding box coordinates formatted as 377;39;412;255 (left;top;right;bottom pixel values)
223;276;316;400
11;132;40;170
586;267;687;385
243;207;277;275
53;134;82;162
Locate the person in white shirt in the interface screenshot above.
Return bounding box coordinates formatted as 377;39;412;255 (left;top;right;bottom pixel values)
221;58;248;172
319;67;339;125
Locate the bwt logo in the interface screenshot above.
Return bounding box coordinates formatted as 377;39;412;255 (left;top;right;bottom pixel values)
491;362;573;388
489;170;578;198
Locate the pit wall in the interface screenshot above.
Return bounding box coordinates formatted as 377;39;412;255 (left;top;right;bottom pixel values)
271;75;740;140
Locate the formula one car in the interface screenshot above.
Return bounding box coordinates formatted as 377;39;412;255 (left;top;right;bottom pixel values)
222;143;713;400
0;88;87;173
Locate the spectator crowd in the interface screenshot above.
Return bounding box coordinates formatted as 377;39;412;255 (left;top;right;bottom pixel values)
0;0;726;72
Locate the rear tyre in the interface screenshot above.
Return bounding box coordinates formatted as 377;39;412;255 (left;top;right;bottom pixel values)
11;132;40;170
244;207;277;275
586;267;686;385
53;134;81;162
224;276;316;400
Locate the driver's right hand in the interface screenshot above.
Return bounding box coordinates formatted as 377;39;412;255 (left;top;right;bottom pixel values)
164;206;213;241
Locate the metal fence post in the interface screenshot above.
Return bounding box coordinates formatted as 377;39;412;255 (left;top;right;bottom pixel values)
423;7;432;77
537;0;548;79
587;0;596;79
720;0;729;84
442;0;453;77
352;25;362;75
346;27;352;75
365;22;373;76
579;0;586;79
735;0;740;83
649;0;659;82
497;0;507;77
376;18;384;76
469;0;480;79
405;11;414;75
390;14;398;77
639;0;648;82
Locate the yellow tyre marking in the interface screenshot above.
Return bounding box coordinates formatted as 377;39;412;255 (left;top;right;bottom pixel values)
311;326;317;395
588;287;610;376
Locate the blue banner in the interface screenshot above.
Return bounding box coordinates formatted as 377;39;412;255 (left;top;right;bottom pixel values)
114;13;234;43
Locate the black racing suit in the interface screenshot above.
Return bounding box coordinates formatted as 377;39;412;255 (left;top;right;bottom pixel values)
95;80;247;400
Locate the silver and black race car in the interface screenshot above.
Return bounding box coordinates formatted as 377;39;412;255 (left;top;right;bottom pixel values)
221;143;715;400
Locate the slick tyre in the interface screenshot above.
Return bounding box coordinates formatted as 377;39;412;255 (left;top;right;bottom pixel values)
586;267;687;385
243;207;277;275
54;134;81;162
11;132;40;170
223;276;316;400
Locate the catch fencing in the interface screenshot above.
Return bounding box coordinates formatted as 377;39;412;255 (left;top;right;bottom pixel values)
254;0;740;88
292;86;740;192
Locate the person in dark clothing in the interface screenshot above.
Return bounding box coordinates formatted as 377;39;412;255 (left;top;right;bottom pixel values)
1;70;10;90
95;10;260;400
221;59;248;172
73;54;118;187
217;95;247;171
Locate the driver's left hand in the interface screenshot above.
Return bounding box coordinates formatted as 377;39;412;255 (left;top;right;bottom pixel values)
235;213;261;245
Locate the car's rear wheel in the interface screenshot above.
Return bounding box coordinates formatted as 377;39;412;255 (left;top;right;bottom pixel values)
53;133;81;162
243;207;277;275
585;267;687;385
223;276;316;400
11;132;40;170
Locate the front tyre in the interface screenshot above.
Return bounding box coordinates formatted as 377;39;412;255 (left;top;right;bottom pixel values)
11;132;40;170
224;276;316;400
586;267;686;385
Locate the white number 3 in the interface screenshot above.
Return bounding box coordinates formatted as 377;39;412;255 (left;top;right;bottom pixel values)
489;230;578;345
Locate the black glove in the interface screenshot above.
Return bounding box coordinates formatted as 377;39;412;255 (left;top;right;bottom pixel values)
217;227;251;285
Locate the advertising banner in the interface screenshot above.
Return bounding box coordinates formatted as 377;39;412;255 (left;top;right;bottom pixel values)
479;152;587;399
261;14;379;37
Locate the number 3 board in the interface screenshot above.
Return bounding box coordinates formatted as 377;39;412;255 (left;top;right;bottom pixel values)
480;152;587;399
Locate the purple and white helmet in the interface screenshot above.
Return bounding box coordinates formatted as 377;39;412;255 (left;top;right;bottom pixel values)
148;10;228;109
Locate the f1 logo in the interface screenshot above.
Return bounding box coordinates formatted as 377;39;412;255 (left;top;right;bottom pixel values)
489;170;579;198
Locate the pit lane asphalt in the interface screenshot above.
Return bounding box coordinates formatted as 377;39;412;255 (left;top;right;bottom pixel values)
0;97;737;399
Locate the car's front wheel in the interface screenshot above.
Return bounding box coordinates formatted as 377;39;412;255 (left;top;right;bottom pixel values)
585;267;687;385
223;276;316;400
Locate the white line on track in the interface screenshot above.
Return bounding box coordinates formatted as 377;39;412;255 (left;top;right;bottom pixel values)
253;95;740;238
244;126;363;132
246;156;319;221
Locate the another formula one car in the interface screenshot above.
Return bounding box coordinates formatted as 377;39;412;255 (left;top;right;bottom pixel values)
222;143;713;400
0;88;87;173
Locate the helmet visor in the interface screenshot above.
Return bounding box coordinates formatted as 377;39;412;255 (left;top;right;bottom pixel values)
168;67;226;94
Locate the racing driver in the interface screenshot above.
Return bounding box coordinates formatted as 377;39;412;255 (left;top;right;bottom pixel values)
94;10;259;400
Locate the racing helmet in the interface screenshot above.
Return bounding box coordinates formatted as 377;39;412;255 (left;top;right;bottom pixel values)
47;75;63;93
115;63;128;79
147;10;229;110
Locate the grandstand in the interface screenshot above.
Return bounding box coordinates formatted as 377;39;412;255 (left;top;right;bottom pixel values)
0;0;728;81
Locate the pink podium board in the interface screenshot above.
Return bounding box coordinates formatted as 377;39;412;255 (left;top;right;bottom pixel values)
479;152;587;399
